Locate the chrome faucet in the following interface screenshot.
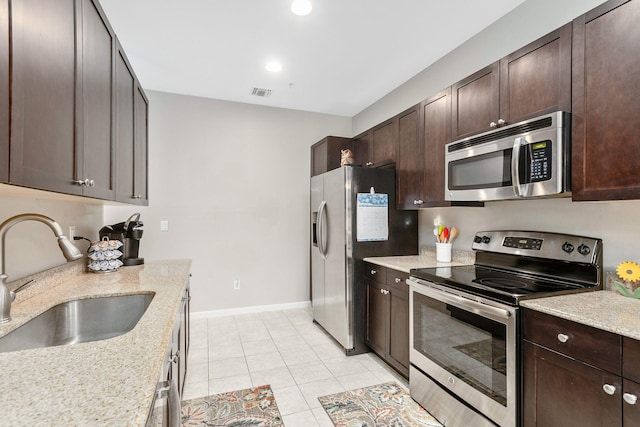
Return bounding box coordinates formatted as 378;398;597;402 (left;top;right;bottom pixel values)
0;214;83;323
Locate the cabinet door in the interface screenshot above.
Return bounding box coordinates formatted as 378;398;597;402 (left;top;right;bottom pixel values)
352;131;371;167
365;278;388;357
79;0;115;200
310;136;353;176
0;0;8;182
133;84;149;204
624;379;640;426
523;341;622;427
499;23;572;125
572;0;640;201
451;62;500;141
10;0;81;194
115;42;136;203
396;105;422;209
422;88;451;204
371;119;397;166
387;278;409;375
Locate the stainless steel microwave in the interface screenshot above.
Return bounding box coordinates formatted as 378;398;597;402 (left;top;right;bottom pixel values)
445;111;570;201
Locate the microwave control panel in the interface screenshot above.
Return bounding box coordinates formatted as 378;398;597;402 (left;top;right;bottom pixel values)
528;140;552;182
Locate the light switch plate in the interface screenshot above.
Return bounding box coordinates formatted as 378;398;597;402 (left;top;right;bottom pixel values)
160;220;169;231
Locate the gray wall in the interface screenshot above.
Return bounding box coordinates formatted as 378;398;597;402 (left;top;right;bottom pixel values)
104;91;352;313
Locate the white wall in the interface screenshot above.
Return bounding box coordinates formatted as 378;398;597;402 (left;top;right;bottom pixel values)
104;91;351;313
0;186;103;280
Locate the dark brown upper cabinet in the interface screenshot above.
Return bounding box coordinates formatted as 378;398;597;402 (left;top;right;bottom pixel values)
133;84;149;205
310;136;352;177
115;41;136;203
0;0;8;183
353;118;397;168
10;0;81;195
571;0;640;201
421;89;452;205
78;0;116;200
452;23;572;141
396;105;421;209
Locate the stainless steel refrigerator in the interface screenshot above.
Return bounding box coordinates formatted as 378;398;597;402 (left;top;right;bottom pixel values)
310;166;417;355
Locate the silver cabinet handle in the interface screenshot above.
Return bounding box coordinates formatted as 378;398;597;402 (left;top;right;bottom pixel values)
371;269;377;275
380;288;384;294
365;162;374;166
603;384;616;395
384;289;390;295
557;333;569;343
624;393;638;405
73;178;95;187
490;121;497;128
498;118;506;126
395;278;401;283
132;195;143;199
414;199;424;205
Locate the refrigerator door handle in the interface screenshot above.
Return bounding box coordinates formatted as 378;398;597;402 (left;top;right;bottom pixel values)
317;201;327;258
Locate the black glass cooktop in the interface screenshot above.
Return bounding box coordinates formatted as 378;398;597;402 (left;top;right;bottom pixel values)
409;265;596;306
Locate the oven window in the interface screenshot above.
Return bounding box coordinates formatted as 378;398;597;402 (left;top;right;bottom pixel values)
413;292;507;406
448;149;512;190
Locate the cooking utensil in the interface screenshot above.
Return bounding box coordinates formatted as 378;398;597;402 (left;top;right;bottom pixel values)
441;227;450;243
449;227;459;242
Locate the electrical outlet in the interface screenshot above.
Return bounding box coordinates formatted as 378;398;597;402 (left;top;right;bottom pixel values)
69;225;76;240
160;220;169;232
233;280;240;290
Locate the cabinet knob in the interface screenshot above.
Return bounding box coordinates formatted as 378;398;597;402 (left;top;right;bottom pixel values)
73;178;95;187
371;269;377;275
624;393;638;405
557;333;569;343
384;289;390;295
489;121;498;128
395;278;401;283
414;200;424;205
365;162;374;166
602;384;617;396
380;288;384;294
497;118;506;126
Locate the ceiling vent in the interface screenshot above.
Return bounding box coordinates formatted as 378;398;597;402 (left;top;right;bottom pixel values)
251;87;272;97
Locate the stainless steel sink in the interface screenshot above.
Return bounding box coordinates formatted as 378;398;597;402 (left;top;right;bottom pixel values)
0;294;154;353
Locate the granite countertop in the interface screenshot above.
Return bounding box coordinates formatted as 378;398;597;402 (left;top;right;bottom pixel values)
520;290;640;341
363;247;475;273
0;259;191;426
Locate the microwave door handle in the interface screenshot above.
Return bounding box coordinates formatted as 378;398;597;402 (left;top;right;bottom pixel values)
511;137;526;197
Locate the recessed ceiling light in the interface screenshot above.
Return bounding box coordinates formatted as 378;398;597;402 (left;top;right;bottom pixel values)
291;0;312;16
265;61;282;72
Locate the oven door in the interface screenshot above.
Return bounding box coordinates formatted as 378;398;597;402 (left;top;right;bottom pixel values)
408;278;518;427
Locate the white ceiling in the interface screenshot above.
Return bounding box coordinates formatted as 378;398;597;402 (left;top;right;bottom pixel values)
100;0;526;117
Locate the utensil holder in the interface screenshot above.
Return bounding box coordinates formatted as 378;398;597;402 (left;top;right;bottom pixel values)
436;243;452;263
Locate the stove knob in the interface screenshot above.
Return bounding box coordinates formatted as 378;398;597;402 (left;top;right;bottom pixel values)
562;242;574;253
481;236;491;244
578;244;591;256
474;236;482;244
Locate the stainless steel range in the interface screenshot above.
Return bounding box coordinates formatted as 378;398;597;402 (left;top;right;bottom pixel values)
407;230;602;427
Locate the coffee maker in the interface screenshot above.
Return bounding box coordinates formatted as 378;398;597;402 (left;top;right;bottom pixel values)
99;213;144;265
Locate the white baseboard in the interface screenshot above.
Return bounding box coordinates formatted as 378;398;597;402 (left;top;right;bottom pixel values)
191;300;311;319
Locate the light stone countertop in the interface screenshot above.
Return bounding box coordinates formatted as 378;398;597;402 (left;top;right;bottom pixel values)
520;290;640;341
0;259;192;426
363;247;475;273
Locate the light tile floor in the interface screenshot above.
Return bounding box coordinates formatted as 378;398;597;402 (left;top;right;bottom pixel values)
183;307;409;427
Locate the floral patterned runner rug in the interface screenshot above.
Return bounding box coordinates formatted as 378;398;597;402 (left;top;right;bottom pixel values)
181;384;283;427
318;382;442;427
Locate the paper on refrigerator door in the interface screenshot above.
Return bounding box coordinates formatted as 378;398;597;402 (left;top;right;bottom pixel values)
356;193;389;241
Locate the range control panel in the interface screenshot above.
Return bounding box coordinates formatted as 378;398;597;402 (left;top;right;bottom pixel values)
471;230;601;264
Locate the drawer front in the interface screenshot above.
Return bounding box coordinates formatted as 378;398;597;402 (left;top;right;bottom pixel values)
386;269;410;292
623;337;640;383
523;309;621;374
364;262;386;283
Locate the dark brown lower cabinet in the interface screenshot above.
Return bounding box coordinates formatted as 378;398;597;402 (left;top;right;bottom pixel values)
364;263;409;377
523;308;640;427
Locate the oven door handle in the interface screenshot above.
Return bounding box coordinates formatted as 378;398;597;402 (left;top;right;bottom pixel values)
511;137;526;198
408;278;512;320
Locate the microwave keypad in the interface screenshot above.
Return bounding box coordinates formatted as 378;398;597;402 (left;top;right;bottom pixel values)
529;141;552;182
